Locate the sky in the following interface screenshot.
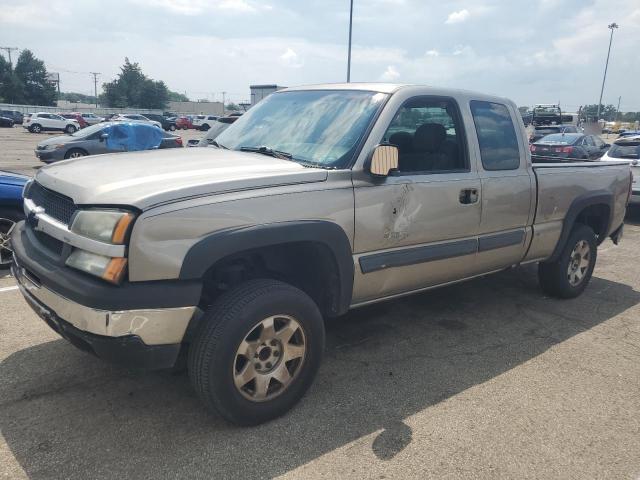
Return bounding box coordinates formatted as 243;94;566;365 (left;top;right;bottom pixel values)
1;0;639;111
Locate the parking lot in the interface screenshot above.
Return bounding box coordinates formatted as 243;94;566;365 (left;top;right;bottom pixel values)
1;125;640;479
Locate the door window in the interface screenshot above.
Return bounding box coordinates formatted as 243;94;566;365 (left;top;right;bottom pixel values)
382;97;468;173
584;136;595;147
470;101;521;170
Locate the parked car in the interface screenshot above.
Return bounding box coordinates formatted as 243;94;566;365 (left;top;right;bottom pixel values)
532;104;562;125
602;135;640;204
529;124;578;143
530;133;609;161
34;122;183;163
23;112;80;134
60;112;88;129
111;114;162;129
192;115;219;131
144;114;177;131
11;83;631;425
0;170;28;268
187;116;239;147
175;116;194;130
80;112;104;126
619;130;640;138
0;110;23;125
0;116;14;128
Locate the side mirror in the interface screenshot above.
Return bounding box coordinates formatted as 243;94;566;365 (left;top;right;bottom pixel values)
99;133;109;142
370;144;399;177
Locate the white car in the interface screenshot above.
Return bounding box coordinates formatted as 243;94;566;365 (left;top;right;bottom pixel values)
23;112;80;134
602;135;640;204
192;115;220;131
111;114;162;129
80;113;104;126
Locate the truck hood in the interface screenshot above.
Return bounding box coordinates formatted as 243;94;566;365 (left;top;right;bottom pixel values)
35;148;328;209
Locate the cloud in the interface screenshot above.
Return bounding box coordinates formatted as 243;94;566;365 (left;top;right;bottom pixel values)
445;9;469;24
380;65;400;82
279;48;304;68
426;49;439;57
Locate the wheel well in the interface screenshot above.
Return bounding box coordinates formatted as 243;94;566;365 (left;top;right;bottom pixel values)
575;204;610;242
65;148;88;157
199;241;342;317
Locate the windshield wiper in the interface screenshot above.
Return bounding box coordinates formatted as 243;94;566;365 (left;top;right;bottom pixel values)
240;145;293;160
210;140;228;149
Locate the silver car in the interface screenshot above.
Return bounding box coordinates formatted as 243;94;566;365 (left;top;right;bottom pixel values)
34;122;183;163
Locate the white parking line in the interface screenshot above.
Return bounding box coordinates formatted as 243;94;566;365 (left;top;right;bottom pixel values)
0;286;19;293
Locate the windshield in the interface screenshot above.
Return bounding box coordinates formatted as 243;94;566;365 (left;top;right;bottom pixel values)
198;122;231;146
538;134;580;144
215;90;387;168
71;123;106;137
608;143;640;159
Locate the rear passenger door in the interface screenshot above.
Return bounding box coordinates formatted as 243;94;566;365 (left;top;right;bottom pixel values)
469;100;533;272
352;96;481;303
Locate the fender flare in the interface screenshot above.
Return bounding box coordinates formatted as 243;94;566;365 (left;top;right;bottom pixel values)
547;190;613;263
179;220;354;314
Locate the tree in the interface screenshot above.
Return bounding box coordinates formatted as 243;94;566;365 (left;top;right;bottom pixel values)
13;50;57;106
102;58;169;109
580;104;617;122
225;102;240;111
168;90;189;102
59;91;97;104
0;49;55;105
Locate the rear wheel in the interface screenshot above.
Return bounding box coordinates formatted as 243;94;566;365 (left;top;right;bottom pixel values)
0;209;23;268
188;279;325;425
201;123;210;131
538;224;597;298
169;124;176;131
29;124;42;133
65;125;77;134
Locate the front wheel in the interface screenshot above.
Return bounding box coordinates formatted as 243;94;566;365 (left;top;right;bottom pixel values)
188;279;325;425
64;148;87;159
65;125;77;134
169;124;176;131
538;224;597;298
29;124;42;133
0;209;23;268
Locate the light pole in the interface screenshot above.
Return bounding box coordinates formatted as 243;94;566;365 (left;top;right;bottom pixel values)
596;22;618;124
347;0;353;82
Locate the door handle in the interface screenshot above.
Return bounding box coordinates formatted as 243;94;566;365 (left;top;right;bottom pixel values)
459;188;479;204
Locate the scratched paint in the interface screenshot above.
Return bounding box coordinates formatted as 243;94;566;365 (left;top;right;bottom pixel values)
383;183;422;243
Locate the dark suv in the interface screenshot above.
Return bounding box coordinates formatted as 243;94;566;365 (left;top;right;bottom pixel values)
0;110;23;125
145;114;177;131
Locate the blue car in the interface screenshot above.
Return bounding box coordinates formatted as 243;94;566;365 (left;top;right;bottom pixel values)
1;170;29;268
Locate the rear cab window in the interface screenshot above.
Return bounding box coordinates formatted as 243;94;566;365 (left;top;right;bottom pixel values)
470;100;521;170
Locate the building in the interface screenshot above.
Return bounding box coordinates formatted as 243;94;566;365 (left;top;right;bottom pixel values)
250;85;286;107
167;101;224;115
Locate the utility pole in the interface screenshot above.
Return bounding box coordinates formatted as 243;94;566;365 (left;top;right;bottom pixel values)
596;22;618;124
222;91;226;115
90;72;100;107
0;47;19;68
615;96;621;122
347;0;354;82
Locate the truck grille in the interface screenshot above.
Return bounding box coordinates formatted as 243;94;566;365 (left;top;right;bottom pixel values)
27;182;77;225
33;230;64;256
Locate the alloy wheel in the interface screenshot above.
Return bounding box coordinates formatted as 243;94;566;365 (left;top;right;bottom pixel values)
233;315;306;402
0;218;16;266
567;240;591;286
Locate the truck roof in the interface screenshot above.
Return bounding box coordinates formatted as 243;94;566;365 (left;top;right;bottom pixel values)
280;82;514;105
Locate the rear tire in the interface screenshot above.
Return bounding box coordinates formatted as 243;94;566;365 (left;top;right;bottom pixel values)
65;125;77;134
538;224;597;299
0;208;24;268
201;123;210;131
29;124;42;133
169;124;176;131
188;279;325;425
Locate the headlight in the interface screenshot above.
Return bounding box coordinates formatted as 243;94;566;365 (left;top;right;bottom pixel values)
71;210;136;244
45;144;65;150
66;250;128;284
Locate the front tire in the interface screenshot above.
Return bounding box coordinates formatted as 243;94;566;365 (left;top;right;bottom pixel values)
538;224;597;298
64;148;87;159
65;125;77;134
0;208;24;268
169;124;176;131
188;279;325;425
29;124;42;133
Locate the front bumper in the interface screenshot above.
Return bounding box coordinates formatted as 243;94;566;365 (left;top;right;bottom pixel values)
11;222;202;369
34;149;64;163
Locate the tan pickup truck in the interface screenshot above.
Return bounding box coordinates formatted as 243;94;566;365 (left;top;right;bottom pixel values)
11;83;631;425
